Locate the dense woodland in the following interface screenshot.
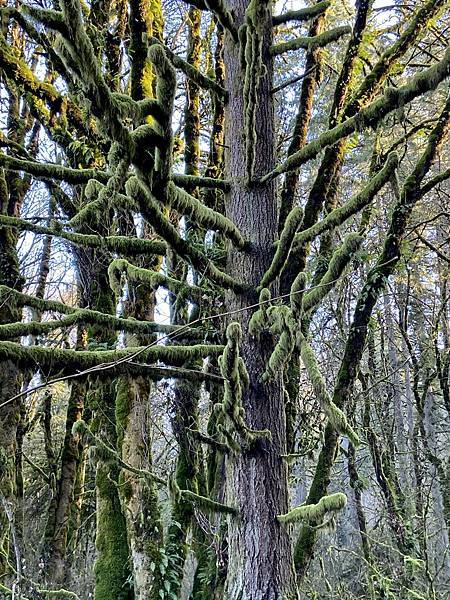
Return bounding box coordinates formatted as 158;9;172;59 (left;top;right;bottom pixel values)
0;0;449;598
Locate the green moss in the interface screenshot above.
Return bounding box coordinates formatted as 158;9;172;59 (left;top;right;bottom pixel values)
108;258;204;304
0;340;224;373
271;26;351;56
292;152;398;249
180;489;237;515
262;305;297;382
278;492;347;524
262;45;450;182
300;336;359;446
248;288;271;338
259;206;303;289
272;1;330;26
303;233;363;312
217;322;270;448
148;36;227;100
168;183;246;248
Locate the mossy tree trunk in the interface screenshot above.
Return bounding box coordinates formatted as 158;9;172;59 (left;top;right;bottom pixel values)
222;1;298;596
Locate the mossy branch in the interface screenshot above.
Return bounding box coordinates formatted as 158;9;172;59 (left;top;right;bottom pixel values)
127;176;248;292
168;182;247;248
259;206;303;289
149;36;228;100
0;340;224;375
0;308;199;341
300;335;359;446
292;152;398;249
0;154;108;185
272;1;330;26
262;46;450;182
172;173;230;191
72;421;166;485
278;493;347;524
0;214;166;257
108;258;205;303
272;26;351;56
180;489;237;515
302;233;363;313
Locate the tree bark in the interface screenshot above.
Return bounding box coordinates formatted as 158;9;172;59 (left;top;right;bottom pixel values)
223;2;298;597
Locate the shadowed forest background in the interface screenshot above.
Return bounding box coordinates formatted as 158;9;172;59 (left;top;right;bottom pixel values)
0;0;449;598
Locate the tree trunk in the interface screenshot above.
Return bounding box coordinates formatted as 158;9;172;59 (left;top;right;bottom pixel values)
223;2;298;597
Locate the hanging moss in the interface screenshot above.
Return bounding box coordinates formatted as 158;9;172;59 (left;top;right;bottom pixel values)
300;336;359;446
278;492;347;524
217;322;270;447
242;0;270;183
259;206;303;289
271;26;351;56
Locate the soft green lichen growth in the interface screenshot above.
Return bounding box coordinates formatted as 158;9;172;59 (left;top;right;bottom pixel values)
299;336;359;446
278;492;347;524
259;206;303;289
248;287;271;338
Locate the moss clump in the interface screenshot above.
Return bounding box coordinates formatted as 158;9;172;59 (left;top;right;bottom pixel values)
217;322;270;449
278;492;347;524
261;305;297;382
248;287;271;338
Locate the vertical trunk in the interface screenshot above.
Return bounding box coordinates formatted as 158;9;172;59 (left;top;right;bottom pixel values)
223;2;297;597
